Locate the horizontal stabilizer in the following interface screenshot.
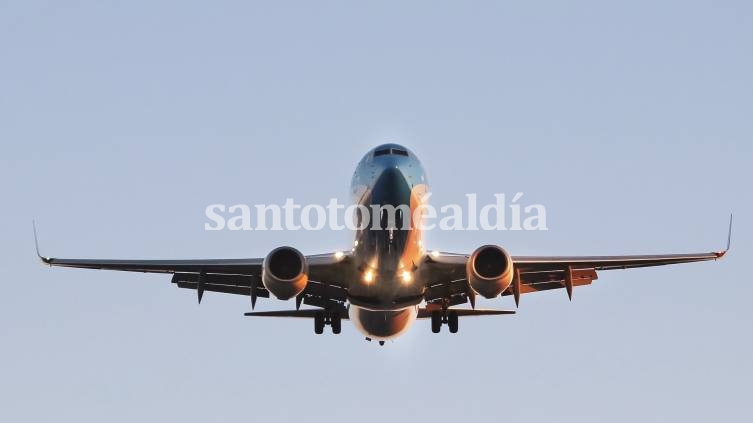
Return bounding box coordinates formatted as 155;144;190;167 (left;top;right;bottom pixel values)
246;308;514;320
244;309;349;319
417;308;515;319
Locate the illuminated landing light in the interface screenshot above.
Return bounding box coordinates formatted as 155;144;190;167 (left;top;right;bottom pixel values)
334;251;344;260
354;240;359;247
430;250;440;258
363;269;375;284
401;270;413;284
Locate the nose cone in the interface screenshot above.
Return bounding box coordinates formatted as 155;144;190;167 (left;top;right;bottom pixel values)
353;143;427;195
372;166;411;206
378;165;406;184
364;143;427;191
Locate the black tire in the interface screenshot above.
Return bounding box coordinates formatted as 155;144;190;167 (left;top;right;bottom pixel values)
331;312;342;334
431;310;442;333
314;311;325;334
448;310;459;333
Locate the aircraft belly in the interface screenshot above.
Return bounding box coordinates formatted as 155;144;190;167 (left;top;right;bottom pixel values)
349;306;418;340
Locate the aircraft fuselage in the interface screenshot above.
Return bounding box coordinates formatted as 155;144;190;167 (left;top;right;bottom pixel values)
347;144;428;340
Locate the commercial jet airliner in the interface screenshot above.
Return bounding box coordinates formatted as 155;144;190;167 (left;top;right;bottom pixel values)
36;144;731;345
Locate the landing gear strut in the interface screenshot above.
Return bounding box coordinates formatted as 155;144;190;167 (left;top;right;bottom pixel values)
314;311;342;335
430;309;459;334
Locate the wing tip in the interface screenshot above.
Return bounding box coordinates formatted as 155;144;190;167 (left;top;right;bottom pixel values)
32;220;52;265
716;213;733;259
726;212;733;251
714;212;732;260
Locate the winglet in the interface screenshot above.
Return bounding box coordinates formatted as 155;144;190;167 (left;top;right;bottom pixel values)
32;220;52;264
716;213;732;258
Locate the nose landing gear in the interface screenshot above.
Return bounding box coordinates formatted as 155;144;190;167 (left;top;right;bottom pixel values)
314;310;342;334
430;309;459;334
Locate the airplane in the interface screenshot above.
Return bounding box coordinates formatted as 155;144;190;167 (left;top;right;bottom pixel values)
35;143;731;345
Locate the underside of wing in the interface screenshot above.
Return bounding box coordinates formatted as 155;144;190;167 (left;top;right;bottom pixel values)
423;215;731;307
424;267;601;306
172;271;348;310
41;253;351;310
513;251;726;271
39;257;263;274
36;224;352;310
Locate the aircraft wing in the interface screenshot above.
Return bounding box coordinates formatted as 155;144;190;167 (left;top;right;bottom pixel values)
424;216;731;307
35;224;350;309
39;252;351;309
38;256;264;274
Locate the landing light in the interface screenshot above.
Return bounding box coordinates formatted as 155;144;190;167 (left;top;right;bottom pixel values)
334;251;344;260
430;250;440;258
363;269;375;284
401;270;412;284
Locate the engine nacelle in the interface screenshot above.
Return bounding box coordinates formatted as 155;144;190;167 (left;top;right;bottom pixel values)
466;245;514;298
262;247;309;300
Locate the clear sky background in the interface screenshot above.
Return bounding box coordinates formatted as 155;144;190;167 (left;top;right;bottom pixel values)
1;1;751;422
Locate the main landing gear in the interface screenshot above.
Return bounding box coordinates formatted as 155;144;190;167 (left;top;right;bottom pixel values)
430;309;459;334
314;311;342;335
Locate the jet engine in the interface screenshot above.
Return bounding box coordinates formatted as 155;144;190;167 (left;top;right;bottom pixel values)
262;247;309;300
466;245;514;298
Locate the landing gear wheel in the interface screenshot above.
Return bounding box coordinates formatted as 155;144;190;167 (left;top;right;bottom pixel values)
331;312;342;334
314;311;325;334
431;310;442;333
448;310;459;334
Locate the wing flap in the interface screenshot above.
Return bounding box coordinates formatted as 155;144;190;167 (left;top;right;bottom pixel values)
176;282;267;297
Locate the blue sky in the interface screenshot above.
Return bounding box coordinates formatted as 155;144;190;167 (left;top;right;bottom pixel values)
1;1;751;422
